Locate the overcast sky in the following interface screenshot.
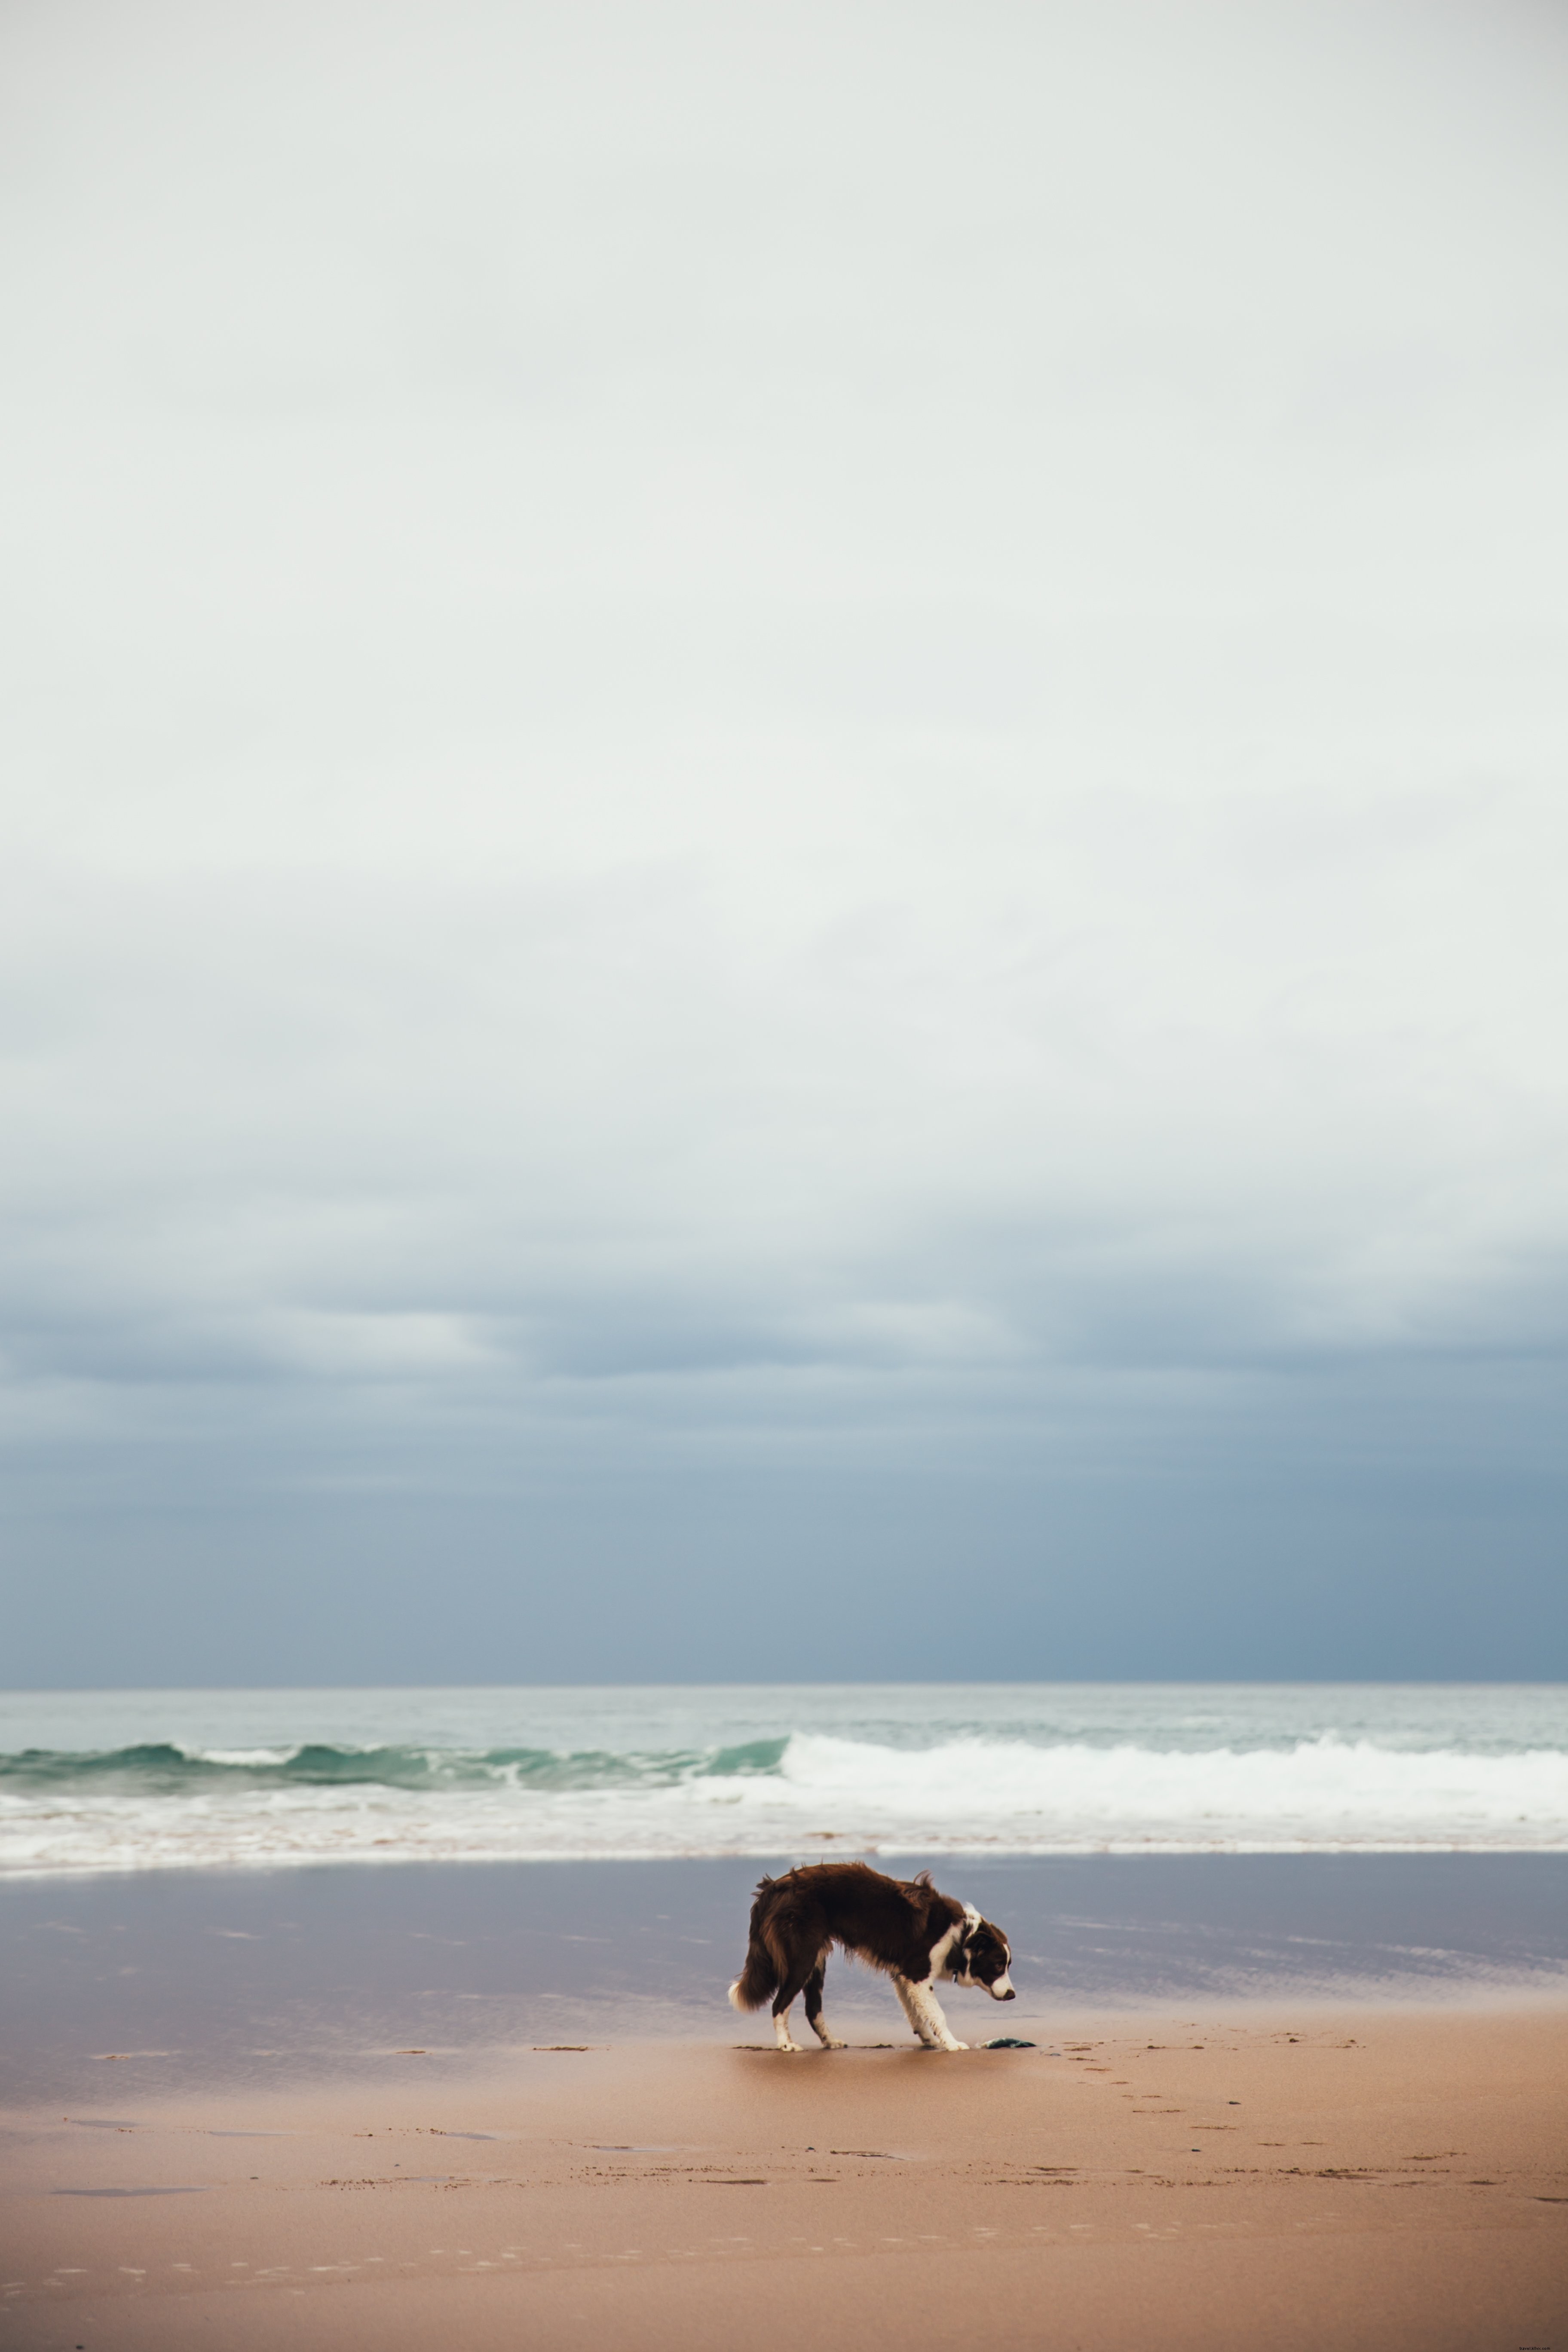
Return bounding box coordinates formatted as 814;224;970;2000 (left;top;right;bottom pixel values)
3;0;1565;1686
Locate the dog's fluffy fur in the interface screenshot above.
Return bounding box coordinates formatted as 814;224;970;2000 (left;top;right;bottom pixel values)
728;1862;1016;2052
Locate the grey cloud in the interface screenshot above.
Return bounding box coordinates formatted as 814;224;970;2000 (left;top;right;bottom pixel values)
3;0;1567;1678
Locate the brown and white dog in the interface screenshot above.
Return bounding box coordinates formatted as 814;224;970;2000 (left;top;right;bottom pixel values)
729;1862;1016;2052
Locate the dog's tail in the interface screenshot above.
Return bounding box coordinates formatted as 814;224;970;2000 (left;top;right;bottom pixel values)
728;1945;775;2012
728;1874;781;2011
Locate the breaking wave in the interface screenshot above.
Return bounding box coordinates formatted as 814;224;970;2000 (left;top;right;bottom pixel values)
0;1737;790;1795
3;1714;1565;1875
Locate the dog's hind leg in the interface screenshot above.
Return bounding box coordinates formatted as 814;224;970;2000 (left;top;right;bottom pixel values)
771;1950;821;2052
803;1954;845;2049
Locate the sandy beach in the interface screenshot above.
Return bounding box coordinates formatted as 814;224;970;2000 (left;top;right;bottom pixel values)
4;1852;1565;2348
4;2006;1565;2351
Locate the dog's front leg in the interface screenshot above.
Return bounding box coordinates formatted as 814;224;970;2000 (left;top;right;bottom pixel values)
891;1972;941;2048
908;1978;967;2052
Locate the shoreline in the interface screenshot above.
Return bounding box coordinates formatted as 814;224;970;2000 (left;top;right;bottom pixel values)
9;1838;1568;1880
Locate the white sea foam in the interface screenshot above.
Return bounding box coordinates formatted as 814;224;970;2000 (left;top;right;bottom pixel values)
1;1684;1565;1875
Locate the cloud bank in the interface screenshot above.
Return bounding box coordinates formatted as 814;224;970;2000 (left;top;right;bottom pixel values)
3;0;1565;1680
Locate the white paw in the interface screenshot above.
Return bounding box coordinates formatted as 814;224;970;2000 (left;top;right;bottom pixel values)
777;2039;802;2053
821;2036;848;2050
941;2038;968;2052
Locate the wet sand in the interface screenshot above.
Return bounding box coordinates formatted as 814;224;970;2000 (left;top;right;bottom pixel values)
3;2007;1565;2350
6;1853;1567;2106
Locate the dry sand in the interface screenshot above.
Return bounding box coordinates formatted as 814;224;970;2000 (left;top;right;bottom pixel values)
3;2006;1564;2350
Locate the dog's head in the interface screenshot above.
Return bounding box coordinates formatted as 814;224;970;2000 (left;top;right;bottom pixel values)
949;1906;1015;2000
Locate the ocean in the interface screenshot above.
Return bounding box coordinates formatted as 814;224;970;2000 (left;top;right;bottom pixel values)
3;1683;1565;1878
